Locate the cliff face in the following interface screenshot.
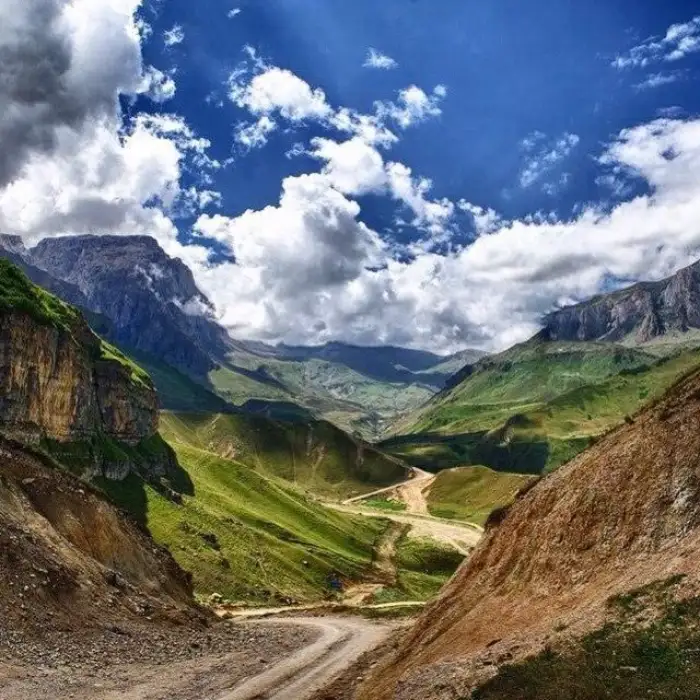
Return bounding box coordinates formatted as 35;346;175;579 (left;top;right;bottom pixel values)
29;235;231;377
360;363;700;699
0;260;165;481
544;259;700;344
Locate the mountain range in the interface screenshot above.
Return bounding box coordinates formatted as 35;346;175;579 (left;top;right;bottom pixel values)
0;234;481;438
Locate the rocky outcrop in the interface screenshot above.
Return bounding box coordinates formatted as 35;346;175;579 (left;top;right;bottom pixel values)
544;258;700;344
0;260;167;481
29;235;231;377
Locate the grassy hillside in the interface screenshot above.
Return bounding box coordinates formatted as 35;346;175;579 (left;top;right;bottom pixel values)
427;466;535;524
99;441;388;604
160;411;407;500
385;338;700;474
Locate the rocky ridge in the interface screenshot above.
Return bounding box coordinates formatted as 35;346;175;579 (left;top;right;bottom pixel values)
0;259;171;481
544;257;700;344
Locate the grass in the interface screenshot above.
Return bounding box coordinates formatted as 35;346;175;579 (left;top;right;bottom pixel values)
99;339;151;388
0;258;80;331
387;340;700;475
100;439;389;604
372;534;465;603
159;411;407;500
426;466;536;525
470;576;700;700
363;498;408;512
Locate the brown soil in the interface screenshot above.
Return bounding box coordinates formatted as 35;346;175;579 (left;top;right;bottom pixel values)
357;367;700;699
0;435;205;650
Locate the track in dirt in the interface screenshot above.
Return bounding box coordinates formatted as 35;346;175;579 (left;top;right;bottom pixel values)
219;617;393;700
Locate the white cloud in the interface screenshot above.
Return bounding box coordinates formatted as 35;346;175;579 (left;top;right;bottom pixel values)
364;48;398;70
229;65;332;122
227;8;242;19
0;1;217;246
163;24;184;46
613;15;700;68
235;115;277;150
519;132;579;189
182;117;700;353
142;66;177;102
634;71;682;91
375;85;447;129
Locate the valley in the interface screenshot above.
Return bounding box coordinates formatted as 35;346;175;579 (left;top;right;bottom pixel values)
6;247;700;699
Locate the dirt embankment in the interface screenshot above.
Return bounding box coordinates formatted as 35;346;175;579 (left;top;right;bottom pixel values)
357;368;700;699
0;436;202;653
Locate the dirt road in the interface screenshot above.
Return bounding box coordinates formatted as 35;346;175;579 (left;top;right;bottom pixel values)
344;467;435;509
219;617;395;700
330;501;482;556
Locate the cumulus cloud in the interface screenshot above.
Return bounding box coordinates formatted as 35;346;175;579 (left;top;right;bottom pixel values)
364;48;398;70
613;15;700;69
184;116;700;353
142;65;177;102
375;85;447;129
0;0;144;188
0;1;217;246
227;8;241;19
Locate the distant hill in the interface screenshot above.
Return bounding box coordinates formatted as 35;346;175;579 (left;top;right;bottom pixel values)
159;411;407;500
385;336;700;473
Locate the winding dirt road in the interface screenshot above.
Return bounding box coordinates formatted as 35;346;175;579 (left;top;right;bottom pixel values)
219;617;394;700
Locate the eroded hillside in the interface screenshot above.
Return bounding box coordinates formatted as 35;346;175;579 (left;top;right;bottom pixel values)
359;363;700;699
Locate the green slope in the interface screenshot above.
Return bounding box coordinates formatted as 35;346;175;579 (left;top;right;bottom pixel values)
426;466;535;525
385;338;700;474
100;441;387;604
159;411;407;500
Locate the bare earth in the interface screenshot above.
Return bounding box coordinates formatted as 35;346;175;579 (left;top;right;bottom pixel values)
0;617;396;700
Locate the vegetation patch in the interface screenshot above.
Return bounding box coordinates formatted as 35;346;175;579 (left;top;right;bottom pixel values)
427;466;535;525
160;411;407;500
0;259;80;331
373;534;464;603
104;433;390;604
387;339;700;475
470;576;700;700
363;497;407;512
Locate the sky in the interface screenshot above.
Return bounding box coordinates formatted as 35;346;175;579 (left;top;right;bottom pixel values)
1;1;700;353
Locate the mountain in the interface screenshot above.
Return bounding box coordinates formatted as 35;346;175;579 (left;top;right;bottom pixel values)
544;257;700;349
385;336;698;473
30;234;230;377
1;234;481;436
276;342;484;389
386;263;700;474
0;261;205;649
359;363;700;699
160;411;407;500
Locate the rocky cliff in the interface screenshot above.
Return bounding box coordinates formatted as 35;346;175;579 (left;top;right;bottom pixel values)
544;258;700;344
29;235;231;377
359;361;700;699
0;259;170;481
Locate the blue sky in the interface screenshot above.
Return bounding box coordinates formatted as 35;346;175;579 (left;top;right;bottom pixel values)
2;1;700;352
142;0;700;225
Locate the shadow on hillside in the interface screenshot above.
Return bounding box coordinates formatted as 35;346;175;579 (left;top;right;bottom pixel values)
97;437;195;530
380;431;552;474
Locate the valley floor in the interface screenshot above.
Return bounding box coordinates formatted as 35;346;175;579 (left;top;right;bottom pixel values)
0;616;398;700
